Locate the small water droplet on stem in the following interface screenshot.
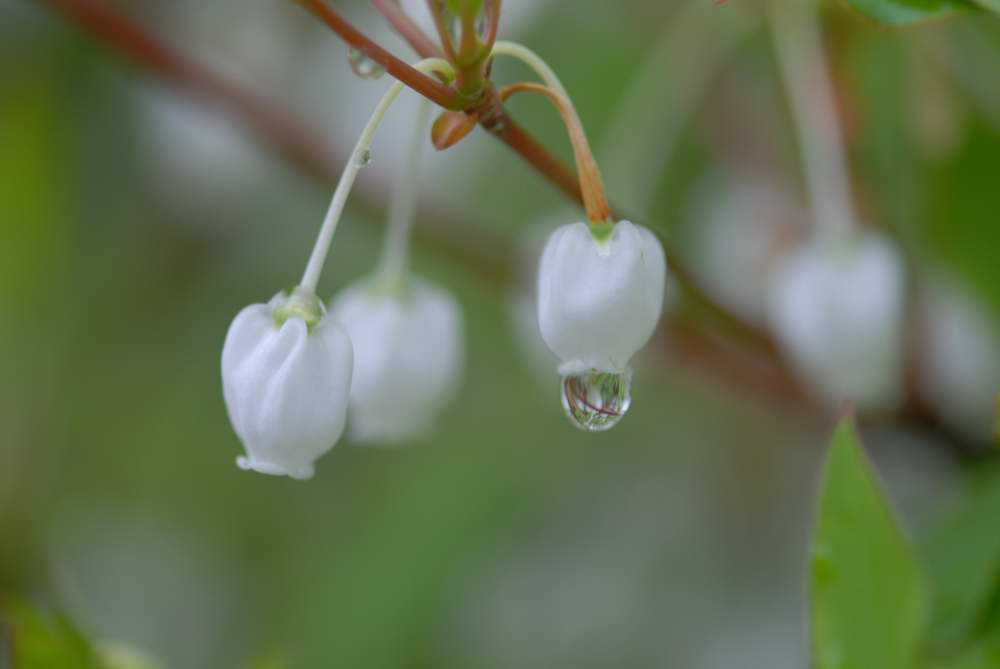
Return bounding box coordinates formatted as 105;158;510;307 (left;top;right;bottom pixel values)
348;48;386;80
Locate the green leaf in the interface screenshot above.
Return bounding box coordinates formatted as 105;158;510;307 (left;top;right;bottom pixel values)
922;463;1000;651
843;0;975;26
810;418;926;669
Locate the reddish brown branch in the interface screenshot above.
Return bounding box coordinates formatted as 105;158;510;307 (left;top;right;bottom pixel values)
295;0;466;110
370;0;442;59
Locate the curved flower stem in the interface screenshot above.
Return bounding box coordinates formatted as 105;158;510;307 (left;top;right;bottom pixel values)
300;58;454;293
491;41;610;224
498;82;610;224
491;40;568;98
375;99;433;287
768;0;855;241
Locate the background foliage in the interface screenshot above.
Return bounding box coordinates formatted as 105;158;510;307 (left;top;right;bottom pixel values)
2;0;1000;667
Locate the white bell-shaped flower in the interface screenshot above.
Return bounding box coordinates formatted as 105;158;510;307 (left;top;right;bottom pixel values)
768;231;905;411
329;278;463;444
537;220;666;374
222;288;353;479
536;220;666;432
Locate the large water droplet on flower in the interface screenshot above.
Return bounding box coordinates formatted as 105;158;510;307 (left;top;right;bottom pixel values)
560;369;631;432
348;48;386;80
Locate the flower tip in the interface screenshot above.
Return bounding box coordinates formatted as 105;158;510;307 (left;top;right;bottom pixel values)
236;455;315;481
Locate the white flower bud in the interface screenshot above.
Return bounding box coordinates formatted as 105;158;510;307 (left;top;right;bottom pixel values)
329;278;463;444
221;288;353;479
537;220;667;374
768;232;905;411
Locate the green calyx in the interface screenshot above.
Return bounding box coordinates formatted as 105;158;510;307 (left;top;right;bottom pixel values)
588;219;617;244
368;271;413;301
272;286;325;332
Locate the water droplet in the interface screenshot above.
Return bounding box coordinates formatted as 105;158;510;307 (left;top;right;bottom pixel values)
560;369;631;432
354;148;372;167
348;48;385;80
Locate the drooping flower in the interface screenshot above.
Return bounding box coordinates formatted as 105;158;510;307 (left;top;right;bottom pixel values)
222;287;352;479
537;220;666;375
536;220;666;432
329;278;463;443
768;232;905;411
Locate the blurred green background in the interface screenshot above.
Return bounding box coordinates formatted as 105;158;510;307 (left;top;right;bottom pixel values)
2;1;1000;667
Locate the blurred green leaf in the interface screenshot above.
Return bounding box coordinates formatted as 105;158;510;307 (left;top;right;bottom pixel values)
969;0;1000;13
927;125;1000;319
843;0;975;25
932;629;1000;669
922;463;1000;651
810;418;926;669
1;598;101;669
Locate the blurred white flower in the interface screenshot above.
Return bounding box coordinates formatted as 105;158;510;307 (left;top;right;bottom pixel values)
768;231;905;411
222;288;352;479
537;220;667;374
688;170;801;325
917;276;1000;442
330;278;463;444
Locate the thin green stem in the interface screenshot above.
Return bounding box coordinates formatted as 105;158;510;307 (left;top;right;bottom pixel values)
375;98;433;287
299;58;454;293
768;0;855;241
491;40;568;97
